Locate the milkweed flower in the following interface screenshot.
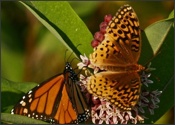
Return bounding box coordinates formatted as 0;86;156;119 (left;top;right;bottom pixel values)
77;54;100;74
90;95;145;124
77;54;90;69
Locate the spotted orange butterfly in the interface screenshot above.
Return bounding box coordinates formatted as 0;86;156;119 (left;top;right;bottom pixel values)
11;62;90;124
87;4;145;111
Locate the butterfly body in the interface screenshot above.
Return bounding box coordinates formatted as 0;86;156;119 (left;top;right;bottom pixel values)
11;62;90;124
87;5;144;111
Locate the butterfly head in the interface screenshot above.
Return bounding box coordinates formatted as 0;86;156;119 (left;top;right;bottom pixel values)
64;62;78;82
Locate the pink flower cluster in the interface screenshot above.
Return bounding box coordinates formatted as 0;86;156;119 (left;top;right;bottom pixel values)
91;14;112;48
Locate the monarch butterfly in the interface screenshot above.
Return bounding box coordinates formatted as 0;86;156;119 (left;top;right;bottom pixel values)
11;62;90;124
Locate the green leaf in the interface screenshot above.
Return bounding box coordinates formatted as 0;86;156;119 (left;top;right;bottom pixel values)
69;1;98;17
139;12;174;123
1;78;37;113
167;10;174;20
140;18;174;64
20;1;93;57
1;113;49;124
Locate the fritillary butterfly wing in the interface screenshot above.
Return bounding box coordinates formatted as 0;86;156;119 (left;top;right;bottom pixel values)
87;72;141;110
90;4;141;70
87;4;144;110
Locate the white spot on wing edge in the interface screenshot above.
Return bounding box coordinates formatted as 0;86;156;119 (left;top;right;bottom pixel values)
20;100;24;104
23;108;28;114
28;94;32;98
28;90;32;94
11;109;14;114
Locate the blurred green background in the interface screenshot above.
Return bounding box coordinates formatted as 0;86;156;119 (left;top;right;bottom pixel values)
1;1;174;124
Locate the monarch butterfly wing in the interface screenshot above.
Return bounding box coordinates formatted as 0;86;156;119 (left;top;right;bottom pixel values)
64;63;90;123
53;84;77;124
11;74;78;124
71;81;90;123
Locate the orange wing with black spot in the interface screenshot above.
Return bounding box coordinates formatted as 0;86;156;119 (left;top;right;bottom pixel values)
11;63;90;124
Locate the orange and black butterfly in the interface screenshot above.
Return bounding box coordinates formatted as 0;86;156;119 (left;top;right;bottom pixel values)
11;62;90;124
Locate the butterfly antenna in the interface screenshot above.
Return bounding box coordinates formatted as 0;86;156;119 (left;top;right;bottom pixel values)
64;49;69;64
66;44;81;62
67;44;82;62
70;57;81;65
66;51;74;63
75;44;81;48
